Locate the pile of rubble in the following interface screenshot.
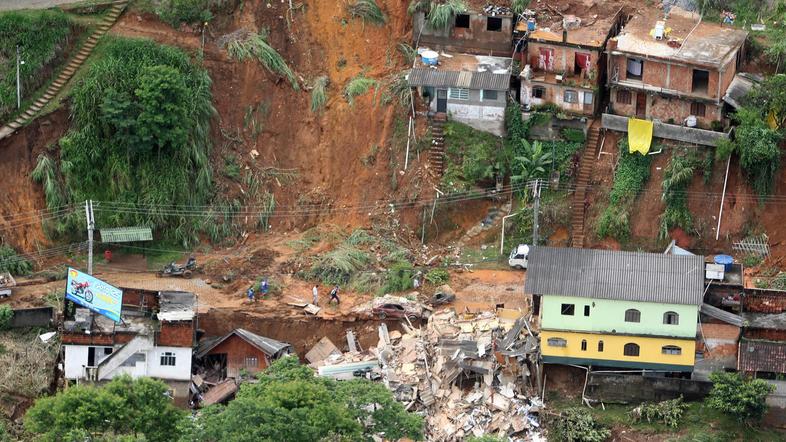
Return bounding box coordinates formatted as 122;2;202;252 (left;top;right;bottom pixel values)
319;308;543;441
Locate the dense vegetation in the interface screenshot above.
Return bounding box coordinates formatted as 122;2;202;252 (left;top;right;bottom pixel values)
0;10;73;120
596;139;652;242
658;149;703;240
146;0;214;27
442;121;506;192
707;372;775;423
550;407;611;442
0;245;32;276
184;356;424;441
34;37;214;245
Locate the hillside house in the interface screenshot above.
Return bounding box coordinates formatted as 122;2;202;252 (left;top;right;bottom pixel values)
606;8;747;127
412;7;513;56
525;247;704;373
196;328;293;380
519;7;625;115
61;288;196;403
408;52;511;135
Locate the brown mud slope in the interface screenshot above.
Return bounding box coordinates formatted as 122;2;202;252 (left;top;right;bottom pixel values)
114;0;422;232
0;109;70;251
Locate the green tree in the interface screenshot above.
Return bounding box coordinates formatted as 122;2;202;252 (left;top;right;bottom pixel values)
734;108;783;197
0;305;13;330
134;65;190;157
511;139;553;185
25;375;185;441
189;356;424;441
707;372;775;423
0;244;32;276
745;73;786;129
551;407;610;442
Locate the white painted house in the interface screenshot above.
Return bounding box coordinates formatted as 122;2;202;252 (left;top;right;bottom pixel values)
408;52;511;136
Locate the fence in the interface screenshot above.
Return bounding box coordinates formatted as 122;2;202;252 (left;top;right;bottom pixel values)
733;234;770;257
600;113;729;147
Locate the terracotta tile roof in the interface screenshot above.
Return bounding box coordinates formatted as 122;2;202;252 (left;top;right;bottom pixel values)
738;339;786;374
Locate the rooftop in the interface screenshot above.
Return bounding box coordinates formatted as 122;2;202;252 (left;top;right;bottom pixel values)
723;73;762;109
742;312;786;330
738;338;786;374
196;328;292;358
408;52;511;91
611;7;747;68
521;0;624;47
158;291;196;322
524;246;705;305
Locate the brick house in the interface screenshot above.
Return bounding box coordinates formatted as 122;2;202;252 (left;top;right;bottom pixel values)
412;8;513;56
196;328;292;380
61;289;196;403
606;8;747;127
519;8;625;115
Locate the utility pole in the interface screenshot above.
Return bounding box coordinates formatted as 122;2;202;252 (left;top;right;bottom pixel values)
85;200;95;275
531;179;541;246
16;44;22;109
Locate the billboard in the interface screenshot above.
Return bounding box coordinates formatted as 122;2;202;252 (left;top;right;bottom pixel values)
65;268;123;323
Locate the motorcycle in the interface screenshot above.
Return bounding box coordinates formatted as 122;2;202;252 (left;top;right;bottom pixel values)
70;280;94;303
157;256;197;279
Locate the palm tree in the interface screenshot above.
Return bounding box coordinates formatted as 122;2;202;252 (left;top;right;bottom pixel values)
511;139;553;184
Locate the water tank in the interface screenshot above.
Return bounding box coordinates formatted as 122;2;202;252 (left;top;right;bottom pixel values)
421;50;439;66
527;18;536;31
714;254;734;272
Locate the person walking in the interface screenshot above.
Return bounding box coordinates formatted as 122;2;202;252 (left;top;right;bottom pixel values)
247;286;255;303
312;285;319;305
329;285;340;305
259;278;269;298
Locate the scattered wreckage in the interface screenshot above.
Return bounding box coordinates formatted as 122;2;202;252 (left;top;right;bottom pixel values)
353;295;433;321
313;307;543;441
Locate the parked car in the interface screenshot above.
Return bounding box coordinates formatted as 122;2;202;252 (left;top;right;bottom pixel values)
508;244;529;269
373;303;420;320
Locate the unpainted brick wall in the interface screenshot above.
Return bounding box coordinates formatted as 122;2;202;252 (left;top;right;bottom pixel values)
744;292;786;313
587;372;713;404
159;321;194;347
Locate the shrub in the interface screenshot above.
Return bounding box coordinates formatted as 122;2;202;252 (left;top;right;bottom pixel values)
153;0;212;27
310;75;329;113
345;75;377;105
511;0;531;14
0;245;33;276
632;396;688;428
381;261;415;294
0;306;13;330
561;128;586;144
425;268;449;285
0;10;72;120
346;0;386;25
227;33;298;90
307;244;370;285
443;121;505;191
385;72;411;110
658;152;698;240
707;372;775;423
551;407;610;442
735;108;782;197
596;205;630;242
427;0;466;30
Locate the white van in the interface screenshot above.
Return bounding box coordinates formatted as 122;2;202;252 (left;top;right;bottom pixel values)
508;244;529;269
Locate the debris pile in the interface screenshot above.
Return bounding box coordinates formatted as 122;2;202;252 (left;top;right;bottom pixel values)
483;4;512;16
319;307;543;441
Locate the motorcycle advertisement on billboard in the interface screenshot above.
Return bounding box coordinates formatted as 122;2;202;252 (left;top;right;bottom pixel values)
65;268;123;323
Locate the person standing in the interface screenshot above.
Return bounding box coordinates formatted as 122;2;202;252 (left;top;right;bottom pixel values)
329;285;340;305
247;286;255;303
260;278;269;298
312;285;319;305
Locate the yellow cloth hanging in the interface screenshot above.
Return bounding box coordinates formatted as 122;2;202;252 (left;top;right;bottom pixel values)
628;118;654;155
767;111;779;130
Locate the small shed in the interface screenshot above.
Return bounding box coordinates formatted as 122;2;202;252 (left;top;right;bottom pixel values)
196;329;292;379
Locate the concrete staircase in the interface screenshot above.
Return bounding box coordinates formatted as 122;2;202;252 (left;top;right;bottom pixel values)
97;334;153;380
0;1;128;141
569;122;601;248
429;112;447;177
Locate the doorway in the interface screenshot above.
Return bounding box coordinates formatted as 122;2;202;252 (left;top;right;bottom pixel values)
635;93;646;118
436;89;447;113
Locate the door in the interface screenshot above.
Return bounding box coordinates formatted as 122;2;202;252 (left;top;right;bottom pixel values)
635;93;646;118
436;89;447;113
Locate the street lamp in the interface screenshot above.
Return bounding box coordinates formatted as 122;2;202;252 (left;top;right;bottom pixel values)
16;44;25;109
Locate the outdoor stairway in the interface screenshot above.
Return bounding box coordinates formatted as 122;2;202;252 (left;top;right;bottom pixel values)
97;334;154;380
569;122;601;248
429;112;447;177
0;0;128;141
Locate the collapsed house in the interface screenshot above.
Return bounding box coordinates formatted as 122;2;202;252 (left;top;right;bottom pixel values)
318;308;542;441
195;328;293;380
412;5;514;56
61;289;196;404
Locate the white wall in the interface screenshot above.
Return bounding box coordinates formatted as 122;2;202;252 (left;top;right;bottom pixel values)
145;347;192;381
64;345;191;381
63;345;114;380
446;102;505;136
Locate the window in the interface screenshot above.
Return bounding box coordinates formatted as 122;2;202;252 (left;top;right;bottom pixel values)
455;13;470;28
547;337;567;347
692;69;709;93
617;89;631;105
448;88;469;100
532;86;545;99
487;17;502;31
626;58;644;80
623;343;640;357
245;356;259;367
581;339;587;351
583;92;593;105
561;303;575;316
690;102;706;117
583;305;590;317
160;351;176;366
564;90;578;103
598;340;604;352
624;309;641;323
482;90;498;101
663;311;680;325
662;345;682;355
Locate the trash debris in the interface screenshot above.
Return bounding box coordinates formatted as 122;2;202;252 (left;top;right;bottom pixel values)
305;336;342;365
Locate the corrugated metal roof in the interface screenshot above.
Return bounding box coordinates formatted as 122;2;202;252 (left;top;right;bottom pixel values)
407;68;510;91
158;291;196;321
738;339;786;374
524;247;705;305
196;328;292;358
100;227;152;243
701;303;743;327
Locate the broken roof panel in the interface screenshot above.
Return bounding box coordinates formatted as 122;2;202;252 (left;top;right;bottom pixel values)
738;339;786;374
723;73;762;109
157;291;196;321
525;246;705;305
701;303;743;327
196;328;292;359
611;8;747;68
201;379;238;406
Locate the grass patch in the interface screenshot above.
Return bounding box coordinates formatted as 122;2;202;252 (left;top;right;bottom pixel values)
344;74;377;105
442;121;504;192
311;75;329;113
346;0;386;25
226;31;299;90
427;0;466;30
